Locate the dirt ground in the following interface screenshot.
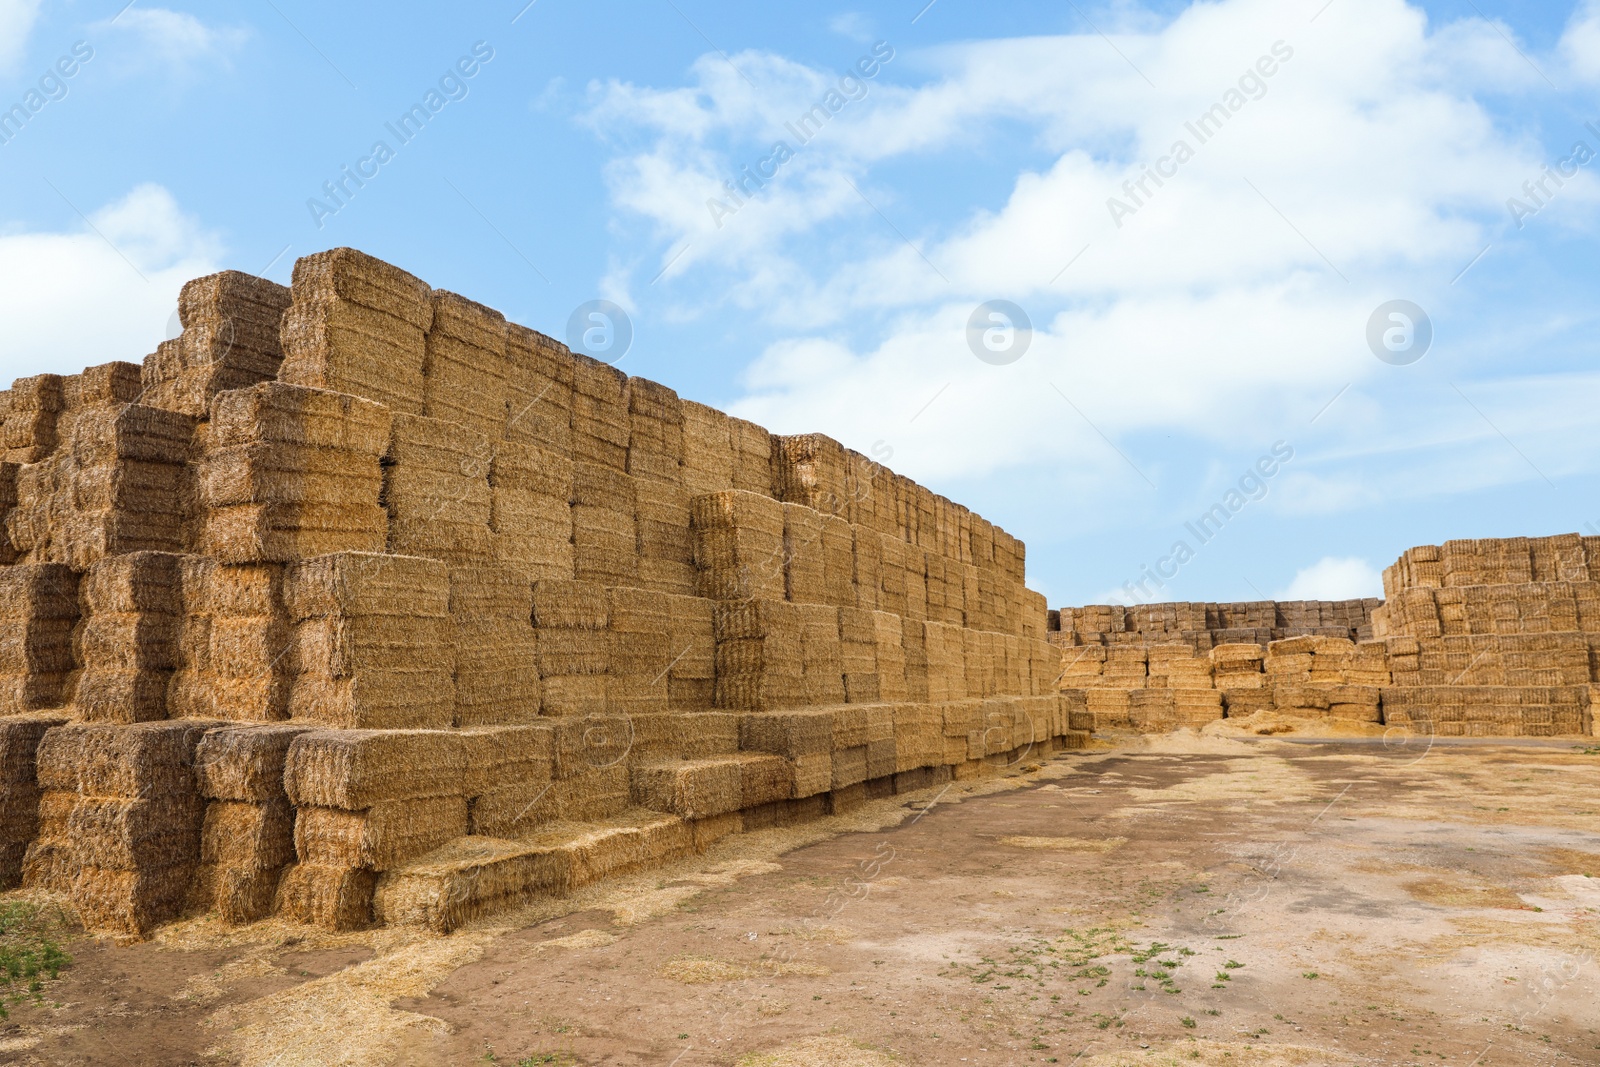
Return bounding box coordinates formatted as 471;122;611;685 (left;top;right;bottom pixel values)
6;729;1600;1066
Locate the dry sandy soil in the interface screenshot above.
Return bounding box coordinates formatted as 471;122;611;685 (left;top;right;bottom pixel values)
5;728;1600;1067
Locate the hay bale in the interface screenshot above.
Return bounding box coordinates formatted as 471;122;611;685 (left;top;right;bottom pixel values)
193;863;286;925
194;724;311;801
423;290;509;439
773;434;847;515
295;796;468;870
34;720;213;798
275;862;377;930
631;758;743;819
200;799;295;868
285;551;450;620
458;723;554;797
681;401;734;497
210;381;392;454
67;794;204;870
73;863;193;936
284;729;466;809
504;324;574;452
570;354;630;470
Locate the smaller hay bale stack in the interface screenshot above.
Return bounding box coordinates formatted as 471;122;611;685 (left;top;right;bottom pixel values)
605;586;673;715
503;324;574;453
168;558;294;722
281;729;467;929
29;721;214;936
192;724;311;922
278;247;434;415
284;552;454;729
141;271;293;418
488;438;573;582
691;490;785;603
73;551;184;723
713;598;806;711
200;381;392;563
570;460;638;587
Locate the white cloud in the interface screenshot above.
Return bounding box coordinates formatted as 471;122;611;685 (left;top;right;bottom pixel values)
1562;0;1600;83
0;185;224;384
0;0;42;71
585;0;1600;529
97;7;248;67
828;13;873;42
1277;557;1383;600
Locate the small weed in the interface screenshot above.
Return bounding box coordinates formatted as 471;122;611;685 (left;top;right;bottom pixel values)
1302;972;1319;980
1181;1016;1196;1029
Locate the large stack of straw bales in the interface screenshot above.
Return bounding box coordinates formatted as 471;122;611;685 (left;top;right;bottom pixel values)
0;248;1076;938
1054;534;1600;737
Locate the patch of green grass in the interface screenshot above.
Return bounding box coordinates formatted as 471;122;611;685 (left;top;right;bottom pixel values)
0;901;72;1016
1181;1016;1196;1029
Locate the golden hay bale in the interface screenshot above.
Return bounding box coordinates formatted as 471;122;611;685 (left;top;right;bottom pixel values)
34;720;214;797
287;669;454;730
294;796;468;870
739;709;834;759
283;729;466;809
447;564;533;620
197;443;383;508
192;862;286;925
0;713;68;785
209;380;393;454
290;248;434;330
531;579;609;629
200;502;388;564
201;799;295;868
193;726;308;799
275;861;377;930
372;835;548;933
284;551;449;621
81;551;183;615
73;862;193;936
631;758;743;819
466;780;556;838
68;794;204;871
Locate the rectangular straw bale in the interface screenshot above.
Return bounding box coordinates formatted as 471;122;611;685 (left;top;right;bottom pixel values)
73;863;194;936
81;551;184;615
295;796;468;870
0;564;79;619
210;382;393;454
423;291;508;439
626;377;685;483
0;714;68;786
175;270;292;376
198;442;384;508
194;724;312;802
852;527;882;611
458;723;554;797
284;729;466;809
782;504;827;604
873;611;909;702
680;401;735;497
569;355;630;469
504;324;574;453
284;552;449;620
489;438;571;499
195;863;286;925
728;417;774;496
74;668;172;723
288;669;454;730
797;603;846;705
200;501;389;563
69;794;204;871
631;758;743;819
275;862;377;930
35;720;214;797
773;433;848;515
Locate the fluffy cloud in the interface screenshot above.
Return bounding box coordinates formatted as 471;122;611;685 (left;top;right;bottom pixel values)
96;7;248;68
585;0;1600;532
1277;556;1383;600
1562;0;1600;83
0;184;224;384
0;0;42;71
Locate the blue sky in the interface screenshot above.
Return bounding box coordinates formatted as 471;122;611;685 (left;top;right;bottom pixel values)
1;0;1597;610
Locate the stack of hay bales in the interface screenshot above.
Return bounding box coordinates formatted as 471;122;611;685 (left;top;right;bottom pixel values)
30;721;212;935
73;551;183;723
853;527;882;612
200;381;391;563
281;729;466;930
0;564;79;713
1102;646;1148;688
922;621;967;702
449;565;539;726
1212;643;1271;716
192;724;308;922
570;355;630;470
878;534;909;617
570;459;637;587
284;552;453;729
531;579;609;718
819;514;856;607
872;612;910;703
503;324;573;452
278;247;433;414
629;380;694;594
142;271;293;417
1146;644;1213;688
774;434;846;515
168;558;294;722
488;439;573;581
0;714;67;885
728;418;774;496
422;291;507;439
681;401;735;498
385;413;494;565
461;722;555;839
11;370;194;568
713;598;805;710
